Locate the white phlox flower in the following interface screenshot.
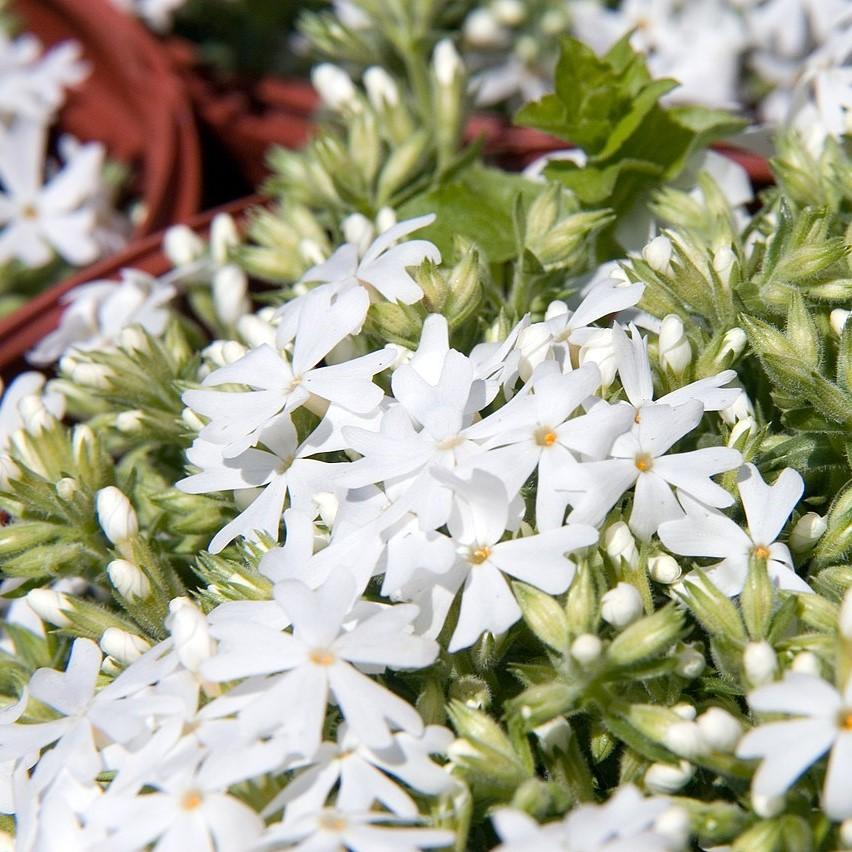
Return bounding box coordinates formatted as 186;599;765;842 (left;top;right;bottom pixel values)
737;671;852;821
658;463;812;596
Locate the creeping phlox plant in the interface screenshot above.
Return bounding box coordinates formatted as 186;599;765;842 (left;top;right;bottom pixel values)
0;2;130;319
1;17;852;852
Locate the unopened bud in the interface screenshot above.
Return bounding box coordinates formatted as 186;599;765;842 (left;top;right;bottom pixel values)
237;314;277;349
654;806;691;848
658;315;691;373
642;235;673;274
672;702;696;720
364;66;399;110
696;707;742;752
830;309;850;337
167;597;214;672
115;409;145;434
840;818;852;848
96;486;138;545
570;633;602;665
675;645;706;678
376;207;397;234
601;582;643;628
181;407;205;432
648;553;681;584
840;588;852;640
713;246;737;288
213;266;250;326
727;415;757;445
578;329;618;387
55;477;78;501
791;651;822;676
603;521;639;567
312;64;360;112
532;716;572;756
645;760;694;793
664;720;708;758
463;8;506;47
744;640;777;686
714;327;748;369
164;224;204;266
210;213;240;266
752;792;785;818
27;588;72;627
789;512;827;553
108;559;151;601
492;0;525;26
342;212;375;255
99;627;150;665
63;359;111;389
118;326;148;352
18;395;54;435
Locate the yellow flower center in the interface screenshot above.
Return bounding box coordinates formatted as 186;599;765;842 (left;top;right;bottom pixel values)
752;544;771;560
634;452;654;473
438;435;464;450
309;648;336;666
180;790;204;811
535;427;558;447
318;813;348;832
468;546;492;565
20;203;37;220
838;710;852;731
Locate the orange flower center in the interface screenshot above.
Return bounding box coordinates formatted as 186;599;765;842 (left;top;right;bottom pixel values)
634;453;654;473
469;546;492;565
535;427;558;447
839;711;852;731
310;648;336;666
180;790;203;811
752;544;771;560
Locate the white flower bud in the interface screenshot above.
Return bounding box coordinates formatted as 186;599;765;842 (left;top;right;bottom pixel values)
213;265;250;326
664;720;708;758
27;589;72;627
753;792;785;818
118;326;148;352
96;486;138;545
714;327;748;368
99;627;150;665
433;38;464;87
107;559;151;601
675;645;706;678
791;651;822;676
658;315;691;373
63;359;112;389
697;707;743;752
642;235;673;274
644;760;694;793
363;66;399;109
672;702;697;720
648;553;681;584
840;588;852;641
237;314;277;349
840;818;852;848
210;213;240;266
516;323;552;381
578;329;618;387
55;477;78;501
376;207;397;234
540;8;568;34
164;224;204;266
312;63;360;112
727;415;757;446
166;597;214;672
570;633;603;665
830;309;850;337
788;512;827;553
342;212;375;255
713;246;737;288
720;388;754;425
181;407;206;432
18;395;55;435
0;454;20;487
115;409;145;434
654;806;691;848
744;640;777;686
603;521;639;567
532;716;571;755
601;582;643;629
298;238;326;268
463;8;506;47
492;0;525;25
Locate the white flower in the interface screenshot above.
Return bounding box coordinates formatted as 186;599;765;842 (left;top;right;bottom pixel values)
491;784;681;851
0;118;107;269
202;575;437;755
658;464;812;596
737;672;852;820
0;33;87;121
0;372;64;450
28;269;176;365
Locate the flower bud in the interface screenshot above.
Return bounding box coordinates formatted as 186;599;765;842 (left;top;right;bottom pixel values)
648;553;681;584
164;224;204;266
713;246;737;288
108;559;151;601
99;627;150;665
578;329;618;387
63;359;111;389
603;521;639;567
237;314;277;349
210;213;239;266
789;512;827;553
696;707;742;752
675;645;706;678
830;308;850;337
513;582;570;652
644;760;694;793
601;582;643;629
714;327;748;369
463;8;506;47
18;395;55;435
363;66;399;110
96;486;138;545
752;792;785;818
532;716;571;756
55;477;78;501
118;326;148;353
720;388;754;426
167;597;214;672
840;588;852;641
642;235;673;274
181;407;205;432
213;266;250;326
492;0;525;26
115;409;145;434
342;212;375;255
516;324;551;381
658;315;691;373
727;415;757;446
434;38;464;87
791;650;822;676
608;605;684;666
570;633;602;665
27;589;72;627
311;63;360;112
672;702;696;720
840;819;852;848
743;640;777;686
664;720;708;759
654;806;691;848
